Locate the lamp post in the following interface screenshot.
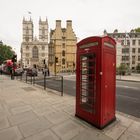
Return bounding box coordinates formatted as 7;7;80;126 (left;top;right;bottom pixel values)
125;32;131;74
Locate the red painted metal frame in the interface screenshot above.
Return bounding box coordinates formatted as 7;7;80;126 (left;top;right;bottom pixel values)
75;36;116;129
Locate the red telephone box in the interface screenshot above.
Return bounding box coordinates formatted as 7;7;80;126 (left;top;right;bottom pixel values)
75;36;116;129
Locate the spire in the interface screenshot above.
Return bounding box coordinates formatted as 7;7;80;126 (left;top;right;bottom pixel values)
46;16;48;22
39;16;41;22
23;16;25;22
30;16;32;21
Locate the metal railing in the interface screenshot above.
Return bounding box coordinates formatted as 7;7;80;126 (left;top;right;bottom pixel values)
15;72;63;96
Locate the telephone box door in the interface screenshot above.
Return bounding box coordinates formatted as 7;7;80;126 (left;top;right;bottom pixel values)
76;50;98;122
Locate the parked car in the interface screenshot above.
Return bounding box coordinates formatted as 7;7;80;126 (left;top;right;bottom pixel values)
26;68;38;76
14;68;24;76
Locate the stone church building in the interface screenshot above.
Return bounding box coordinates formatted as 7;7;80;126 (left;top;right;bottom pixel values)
21;17;48;68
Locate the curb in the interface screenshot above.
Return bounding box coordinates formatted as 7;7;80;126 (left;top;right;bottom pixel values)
116;111;140;122
116;79;140;83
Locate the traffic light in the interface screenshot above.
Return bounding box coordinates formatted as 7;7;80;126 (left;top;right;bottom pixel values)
55;57;58;63
12;54;17;62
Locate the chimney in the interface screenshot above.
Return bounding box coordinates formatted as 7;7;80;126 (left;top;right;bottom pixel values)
66;20;72;28
56;20;61;28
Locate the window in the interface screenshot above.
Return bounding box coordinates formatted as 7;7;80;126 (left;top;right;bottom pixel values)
42;46;45;50
26;53;29;57
122;56;129;61
132;56;135;61
62;43;65;48
42;27;45;35
122;48;129;53
26;46;29;50
138;56;140;61
25;37;29;42
132;40;136;45
32;46;38;58
121;40;124;46
132;48;136;53
62;50;65;56
138;48;140;53
62;37;66;40
62;58;65;65
26;27;29;34
138;40;140;46
127;40;130;46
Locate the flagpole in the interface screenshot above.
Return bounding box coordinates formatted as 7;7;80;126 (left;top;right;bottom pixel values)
27;11;32;20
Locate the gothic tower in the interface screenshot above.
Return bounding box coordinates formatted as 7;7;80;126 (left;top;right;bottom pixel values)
39;17;48;42
22;17;33;42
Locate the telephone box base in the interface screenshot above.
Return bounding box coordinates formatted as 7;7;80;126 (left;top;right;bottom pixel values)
75;114;116;129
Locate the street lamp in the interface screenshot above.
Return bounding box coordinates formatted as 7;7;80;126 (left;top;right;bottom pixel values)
124;32;131;74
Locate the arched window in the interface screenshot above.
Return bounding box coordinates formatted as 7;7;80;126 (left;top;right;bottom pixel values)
26;27;29;34
62;58;65;65
26;46;29;50
32;46;38;58
42;27;45;35
42;46;45;50
62;50;65;56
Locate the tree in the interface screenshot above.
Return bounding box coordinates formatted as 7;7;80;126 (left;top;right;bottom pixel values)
135;27;140;33
136;64;140;73
0;44;14;64
117;64;128;75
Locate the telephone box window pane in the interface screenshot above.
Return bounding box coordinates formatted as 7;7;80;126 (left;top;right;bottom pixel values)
80;53;96;113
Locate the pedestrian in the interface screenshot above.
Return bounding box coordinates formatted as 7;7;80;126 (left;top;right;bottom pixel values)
0;65;2;75
48;68;50;76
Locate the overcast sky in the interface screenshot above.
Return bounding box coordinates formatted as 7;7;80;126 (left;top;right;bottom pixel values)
0;0;140;60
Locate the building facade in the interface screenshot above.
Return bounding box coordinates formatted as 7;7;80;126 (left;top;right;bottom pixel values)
21;17;48;68
104;29;140;70
48;20;77;73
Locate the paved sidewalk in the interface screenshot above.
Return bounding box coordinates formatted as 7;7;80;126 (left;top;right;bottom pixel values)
0;75;140;140
116;73;140;82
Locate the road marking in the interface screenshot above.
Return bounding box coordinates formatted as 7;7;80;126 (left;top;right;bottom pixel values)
116;85;140;90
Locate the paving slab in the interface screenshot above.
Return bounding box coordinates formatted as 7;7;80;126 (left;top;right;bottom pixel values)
0;116;10;130
127;121;140;137
8;111;38;126
72;129;112;140
10;105;33;115
33;106;55;116
116;114;134;127
5;100;26;109
45;111;70;124
63;106;75;115
119;131;140;140
19;117;53;137
51;119;85;140
104;123;127;140
0;126;23;140
24;129;60;140
0;103;3;110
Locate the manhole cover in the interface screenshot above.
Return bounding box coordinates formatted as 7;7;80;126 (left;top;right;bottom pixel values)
21;87;36;91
